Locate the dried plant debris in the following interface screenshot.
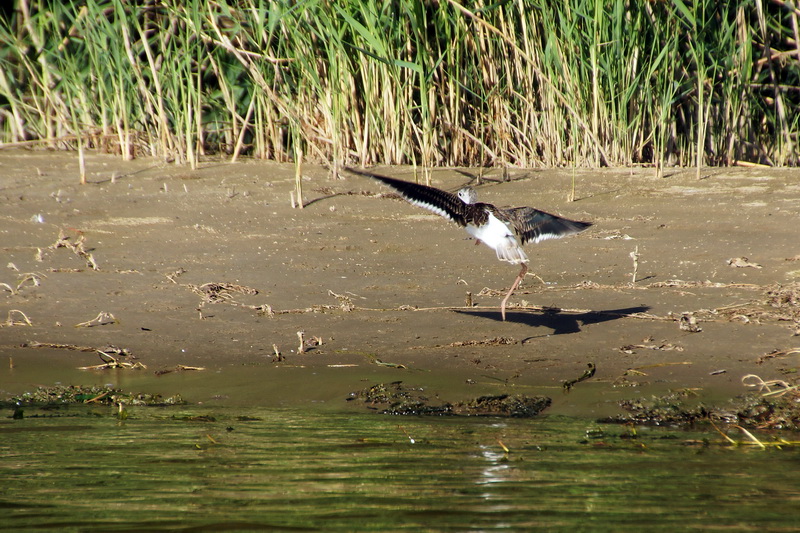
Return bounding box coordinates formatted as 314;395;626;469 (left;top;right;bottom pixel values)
347;381;551;417
259;304;342;316
153;365;206;376
187;282;267;318
727;257;762;269
767;282;800;310
2;310;32;327
693;283;800;327
328;290;355;312
618;341;684;354
448;337;516;347
11;272;46;292
612;362;694;388
756;348;800;364
23;341;131;356
79;350;145;370
75;311;118;327
189;282;259;303
1;385;185;411
408;337;519;350
475;287;502;297
21;342;138;370
742;374;798;397
648;279;760;289
311;187;388;198
51;230;99;270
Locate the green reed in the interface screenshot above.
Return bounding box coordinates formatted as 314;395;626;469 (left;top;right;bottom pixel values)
0;0;798;169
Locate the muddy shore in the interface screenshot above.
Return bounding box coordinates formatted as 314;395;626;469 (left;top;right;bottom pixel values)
1;150;798;417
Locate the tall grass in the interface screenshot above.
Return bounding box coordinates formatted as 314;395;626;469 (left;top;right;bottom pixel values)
0;0;798;169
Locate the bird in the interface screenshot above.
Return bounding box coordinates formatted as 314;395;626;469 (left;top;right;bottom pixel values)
350;168;592;320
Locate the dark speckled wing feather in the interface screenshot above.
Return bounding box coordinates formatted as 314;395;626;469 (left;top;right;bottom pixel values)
349;169;470;227
497;207;592;245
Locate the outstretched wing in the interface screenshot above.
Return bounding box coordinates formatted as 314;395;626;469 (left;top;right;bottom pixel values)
498;207;592;245
349;168;469;227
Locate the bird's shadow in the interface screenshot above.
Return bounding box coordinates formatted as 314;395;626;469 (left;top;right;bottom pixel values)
453;305;651;338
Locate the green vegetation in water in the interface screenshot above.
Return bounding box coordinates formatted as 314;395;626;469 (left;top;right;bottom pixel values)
1;0;798;169
347;381;551;417
4;408;800;531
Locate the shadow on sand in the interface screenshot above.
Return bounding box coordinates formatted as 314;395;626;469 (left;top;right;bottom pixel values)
453;305;651;338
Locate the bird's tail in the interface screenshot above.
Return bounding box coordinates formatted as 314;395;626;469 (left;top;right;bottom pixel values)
495;237;529;264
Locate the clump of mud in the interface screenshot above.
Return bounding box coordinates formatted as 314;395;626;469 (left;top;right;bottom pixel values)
347;381;551;417
3;384;185;412
605;388;800;431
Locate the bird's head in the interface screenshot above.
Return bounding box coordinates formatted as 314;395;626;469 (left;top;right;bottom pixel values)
457;187;478;204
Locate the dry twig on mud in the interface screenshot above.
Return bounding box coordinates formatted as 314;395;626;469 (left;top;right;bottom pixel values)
18;272;45;287
187;282;264;318
446;337;517;347
189;282;259;303
618;342;683;354
687;283;800;328
328;289;355;312
24;341;131;356
10;272;46;293
79;350;145;370
263;304;340;315
613;362;694;386
0;282;15;295
153;365;205;376
409;336;517;350
742;374;798;398
756;347;800;364
2;310;32;327
51;230;99;270
25;342;137;370
648;279;761;290
75;311;118;328
191;282;258;301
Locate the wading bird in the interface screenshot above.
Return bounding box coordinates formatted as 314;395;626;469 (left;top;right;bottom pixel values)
352;169;592;320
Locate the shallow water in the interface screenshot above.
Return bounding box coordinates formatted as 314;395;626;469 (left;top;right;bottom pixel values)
1;406;799;532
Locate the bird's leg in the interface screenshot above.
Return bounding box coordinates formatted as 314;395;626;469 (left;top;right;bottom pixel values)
500;263;528;321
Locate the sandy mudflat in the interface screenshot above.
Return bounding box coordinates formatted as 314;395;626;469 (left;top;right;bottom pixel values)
1;150;798;415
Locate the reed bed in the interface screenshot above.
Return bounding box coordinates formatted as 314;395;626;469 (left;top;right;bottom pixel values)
0;0;798;169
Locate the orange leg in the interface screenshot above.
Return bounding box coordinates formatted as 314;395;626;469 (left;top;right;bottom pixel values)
500;263;527;321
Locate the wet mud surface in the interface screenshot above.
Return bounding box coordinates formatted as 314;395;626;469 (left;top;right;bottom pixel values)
1;150;799;421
